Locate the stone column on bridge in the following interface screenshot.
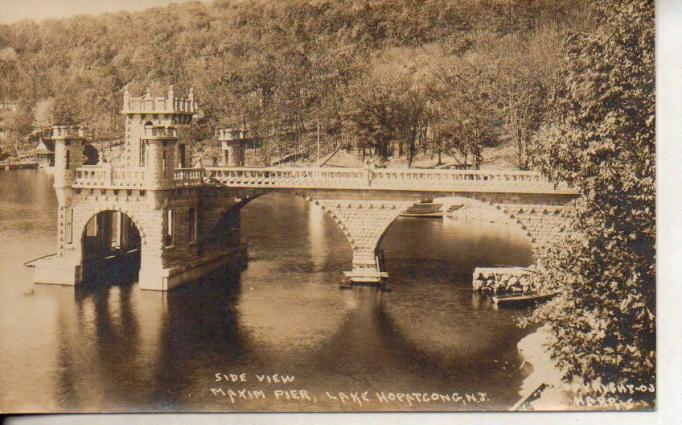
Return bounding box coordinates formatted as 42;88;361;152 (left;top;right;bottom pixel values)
314;199;413;284
218;128;248;167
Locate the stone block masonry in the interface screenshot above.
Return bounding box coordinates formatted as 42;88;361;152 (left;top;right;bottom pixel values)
32;89;580;292
314;199;413;283
35;182;578;291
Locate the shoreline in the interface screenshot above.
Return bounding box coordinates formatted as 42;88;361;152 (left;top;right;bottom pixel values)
513;325;573;411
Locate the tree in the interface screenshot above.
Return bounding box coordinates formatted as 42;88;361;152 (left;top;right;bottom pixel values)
482;30;562;170
342;71;402;160
32;98;55;129
530;0;655;405
428;53;502;169
0;46;19;102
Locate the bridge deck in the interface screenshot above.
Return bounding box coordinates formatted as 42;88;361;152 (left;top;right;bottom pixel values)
72;165;579;195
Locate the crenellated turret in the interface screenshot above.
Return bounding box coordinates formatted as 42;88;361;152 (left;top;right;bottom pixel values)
218;128;249;167
53;125;88;189
121;84;198;115
141;124;178;189
122;85;197;169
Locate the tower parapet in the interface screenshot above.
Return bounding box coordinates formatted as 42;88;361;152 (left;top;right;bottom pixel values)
122;85;197;115
52;125;88;140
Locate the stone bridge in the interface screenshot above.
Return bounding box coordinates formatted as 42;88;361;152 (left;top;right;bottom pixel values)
32;87;579;291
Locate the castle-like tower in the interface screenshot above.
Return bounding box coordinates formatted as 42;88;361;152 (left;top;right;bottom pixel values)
53;125;88;192
122;85;197;169
218;128;249;167
51;125;88;257
34;87;247;291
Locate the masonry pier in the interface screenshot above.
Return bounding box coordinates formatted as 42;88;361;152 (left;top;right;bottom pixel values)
32;87;580;291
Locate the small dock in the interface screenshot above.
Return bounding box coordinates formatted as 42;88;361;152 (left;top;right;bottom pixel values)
473;266;558;308
492;291;558;307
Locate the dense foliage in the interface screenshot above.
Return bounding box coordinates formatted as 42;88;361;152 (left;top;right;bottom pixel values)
0;0;589;166
531;0;655;404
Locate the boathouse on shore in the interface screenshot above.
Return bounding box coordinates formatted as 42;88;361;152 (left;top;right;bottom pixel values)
34;137;55;168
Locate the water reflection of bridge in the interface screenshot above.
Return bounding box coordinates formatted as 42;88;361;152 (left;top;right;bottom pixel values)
29;195;541;411
45;270;527;411
32;88;579;291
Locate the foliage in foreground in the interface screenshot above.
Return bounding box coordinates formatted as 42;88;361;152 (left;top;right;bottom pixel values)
531;0;655;405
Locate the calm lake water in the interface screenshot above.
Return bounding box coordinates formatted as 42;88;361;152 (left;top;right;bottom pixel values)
0;169;535;413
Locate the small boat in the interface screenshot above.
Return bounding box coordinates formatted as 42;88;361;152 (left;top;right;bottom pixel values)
400;201;443;218
492;291;558;307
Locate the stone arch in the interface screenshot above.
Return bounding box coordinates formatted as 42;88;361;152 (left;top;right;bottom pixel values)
374;205;416;251
434;195;571;263
364;196;539;274
75;204;149;249
202;189;270;246
314;200;410;254
443;196;535;242
77;207;145;284
205;189;356;256
200;190;570;284
311;199;414;282
311;201;360;251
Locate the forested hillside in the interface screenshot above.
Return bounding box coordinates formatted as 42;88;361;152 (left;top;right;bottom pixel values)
0;0;591;167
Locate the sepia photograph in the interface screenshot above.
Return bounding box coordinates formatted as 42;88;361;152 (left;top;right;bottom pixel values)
0;0;659;417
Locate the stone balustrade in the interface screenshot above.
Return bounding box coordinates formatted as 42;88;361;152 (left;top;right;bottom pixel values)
203;166;577;194
73;166;146;189
174;168;204;187
204;167;368;189
70;165;577;195
372;168;548;188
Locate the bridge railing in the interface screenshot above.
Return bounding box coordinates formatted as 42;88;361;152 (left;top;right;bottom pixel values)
204;167;368;189
370;168;552;190
71;165;574;194
73;166;146;189
202;166;573;193
174;168;204;187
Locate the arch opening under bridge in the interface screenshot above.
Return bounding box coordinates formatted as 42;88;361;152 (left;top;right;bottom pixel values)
207;192;354;274
378;199;535;284
80;210;142;285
